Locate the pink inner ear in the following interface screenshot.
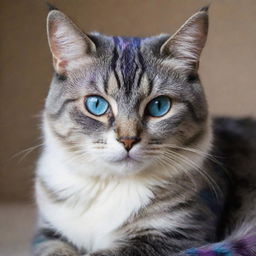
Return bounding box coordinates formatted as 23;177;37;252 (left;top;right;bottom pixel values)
49;24;61;59
49;24;69;73
58;60;68;69
47;11;95;73
52;56;68;74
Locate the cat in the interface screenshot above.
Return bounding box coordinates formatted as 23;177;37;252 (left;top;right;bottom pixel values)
33;5;256;256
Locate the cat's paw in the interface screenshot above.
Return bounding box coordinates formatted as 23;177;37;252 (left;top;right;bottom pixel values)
33;240;79;256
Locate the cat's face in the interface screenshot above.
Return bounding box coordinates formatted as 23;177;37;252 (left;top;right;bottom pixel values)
44;9;210;176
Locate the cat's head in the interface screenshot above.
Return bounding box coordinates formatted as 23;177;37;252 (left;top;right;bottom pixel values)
44;7;211;177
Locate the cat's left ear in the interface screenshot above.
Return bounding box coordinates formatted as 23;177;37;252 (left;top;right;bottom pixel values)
47;10;96;74
160;7;209;71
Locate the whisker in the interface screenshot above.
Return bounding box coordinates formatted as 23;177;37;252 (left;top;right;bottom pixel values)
12;143;44;162
158;153;198;190
145;149;198;190
160;143;223;168
164;150;221;198
154;143;228;181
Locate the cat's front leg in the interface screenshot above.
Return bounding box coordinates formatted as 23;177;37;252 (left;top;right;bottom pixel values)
33;240;79;256
32;229;79;256
87;234;195;256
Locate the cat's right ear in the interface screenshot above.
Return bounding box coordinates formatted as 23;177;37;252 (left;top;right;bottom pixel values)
47;10;96;74
160;7;209;71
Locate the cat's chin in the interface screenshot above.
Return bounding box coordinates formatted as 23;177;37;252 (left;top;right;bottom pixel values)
104;157;149;176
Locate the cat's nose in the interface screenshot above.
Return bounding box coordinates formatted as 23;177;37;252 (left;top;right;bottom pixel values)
117;136;141;151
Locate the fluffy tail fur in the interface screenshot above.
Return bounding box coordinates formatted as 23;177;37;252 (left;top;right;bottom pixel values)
184;234;256;256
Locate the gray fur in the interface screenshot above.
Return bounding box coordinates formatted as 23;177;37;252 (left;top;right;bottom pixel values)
33;7;256;256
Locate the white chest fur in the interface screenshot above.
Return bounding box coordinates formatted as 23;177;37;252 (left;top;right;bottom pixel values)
36;151;154;252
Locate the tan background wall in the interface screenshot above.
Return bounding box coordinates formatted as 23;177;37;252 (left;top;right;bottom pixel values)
1;0;256;202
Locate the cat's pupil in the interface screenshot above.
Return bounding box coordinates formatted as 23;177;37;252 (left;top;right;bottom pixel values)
95;99;99;108
156;100;161;110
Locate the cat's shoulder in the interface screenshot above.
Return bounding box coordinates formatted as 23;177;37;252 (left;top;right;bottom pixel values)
212;116;256;180
213;116;256;149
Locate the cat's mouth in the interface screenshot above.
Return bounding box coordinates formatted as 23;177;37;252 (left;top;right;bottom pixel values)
111;153;140;164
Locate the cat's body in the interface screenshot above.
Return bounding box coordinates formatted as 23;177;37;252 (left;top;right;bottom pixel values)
213;118;256;239
33;7;256;256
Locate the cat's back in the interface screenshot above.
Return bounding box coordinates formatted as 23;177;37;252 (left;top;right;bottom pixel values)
213;117;256;177
213;117;256;237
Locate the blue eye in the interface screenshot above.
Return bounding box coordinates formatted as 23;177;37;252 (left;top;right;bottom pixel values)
147;96;171;117
85;96;109;116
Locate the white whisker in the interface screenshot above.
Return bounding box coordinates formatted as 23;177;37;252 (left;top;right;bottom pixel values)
164;149;220;198
12;143;44;162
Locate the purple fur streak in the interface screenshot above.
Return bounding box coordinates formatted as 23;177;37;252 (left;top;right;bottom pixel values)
185;248;231;256
113;36;142;94
185;234;256;256
195;250;216;256
232;234;256;256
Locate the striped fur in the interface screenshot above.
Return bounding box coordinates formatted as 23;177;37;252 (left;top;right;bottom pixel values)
33;7;256;256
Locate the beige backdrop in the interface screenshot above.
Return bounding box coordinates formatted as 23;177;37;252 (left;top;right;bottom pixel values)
1;0;256;202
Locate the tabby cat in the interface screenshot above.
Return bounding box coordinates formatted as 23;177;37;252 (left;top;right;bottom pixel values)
33;6;256;256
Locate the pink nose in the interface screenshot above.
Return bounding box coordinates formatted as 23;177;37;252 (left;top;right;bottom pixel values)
117;136;141;151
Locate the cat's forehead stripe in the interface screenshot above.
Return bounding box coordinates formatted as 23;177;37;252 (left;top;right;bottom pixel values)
109;42;121;91
114;36;141;51
111;36;146;96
